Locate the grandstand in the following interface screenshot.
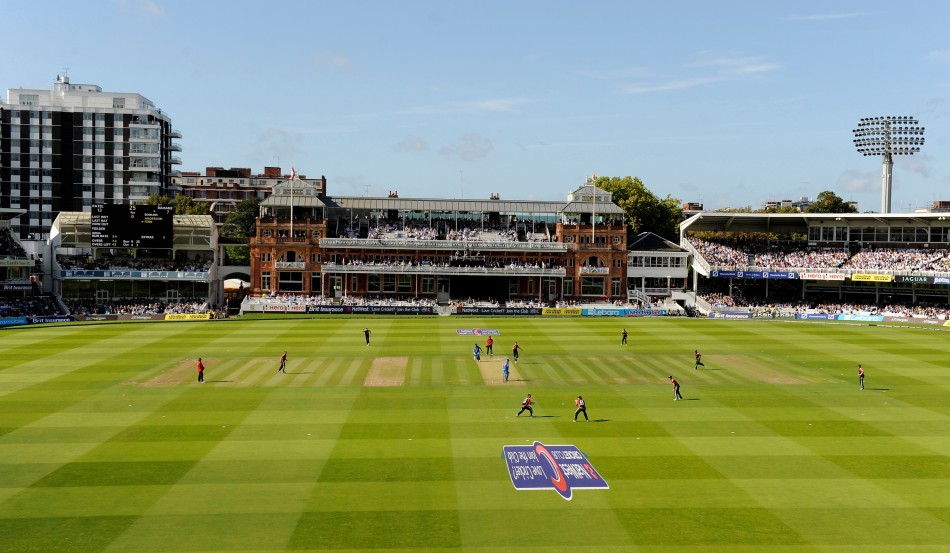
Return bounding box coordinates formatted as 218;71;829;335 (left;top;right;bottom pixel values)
681;211;950;309
0;208;42;317
48;211;217;310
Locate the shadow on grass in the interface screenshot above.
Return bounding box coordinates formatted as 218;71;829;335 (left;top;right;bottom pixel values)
284;372;313;375
206;380;234;383
865;388;890;391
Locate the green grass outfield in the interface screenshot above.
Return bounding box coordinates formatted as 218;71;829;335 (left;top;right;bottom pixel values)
1;316;949;552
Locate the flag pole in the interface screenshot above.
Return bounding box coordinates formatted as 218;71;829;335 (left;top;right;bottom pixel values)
289;166;297;240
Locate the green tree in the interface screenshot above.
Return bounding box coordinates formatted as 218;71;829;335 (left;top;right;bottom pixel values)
805;190;857;214
220;198;261;265
594;176;683;240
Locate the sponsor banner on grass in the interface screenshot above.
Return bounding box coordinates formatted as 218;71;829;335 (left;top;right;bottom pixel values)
308;305;349;314
75;314;118;322
801;272;847;281
351;305;434;315
455;328;501;336
835;314;885;322
581;307;670;317
883;316;945;325
850;273;893;282
796;313;832;320
29;316;75;324
503;441;609;501
710;311;753;319
457;306;542;316
542;307;583;317
0;316;29;326
123;314;165;321
164;313;212;321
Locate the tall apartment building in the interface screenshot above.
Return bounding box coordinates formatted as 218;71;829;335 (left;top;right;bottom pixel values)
0;75;181;239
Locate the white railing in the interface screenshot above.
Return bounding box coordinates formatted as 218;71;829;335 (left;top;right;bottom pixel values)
318;237;569;252
320;262;566;277
680;238;710;276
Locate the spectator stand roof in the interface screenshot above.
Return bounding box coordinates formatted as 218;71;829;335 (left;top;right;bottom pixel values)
629;232;686;252
323;196;567;214
680;211;950;236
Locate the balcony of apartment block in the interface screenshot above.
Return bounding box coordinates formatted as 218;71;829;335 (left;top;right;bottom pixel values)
129;117;160;127
129;161;161;172
168;142;182;151
168;128;182;138
129;175;161;184
169;156;182;165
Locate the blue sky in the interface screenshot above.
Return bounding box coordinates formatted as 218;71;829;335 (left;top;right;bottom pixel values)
3;0;949;211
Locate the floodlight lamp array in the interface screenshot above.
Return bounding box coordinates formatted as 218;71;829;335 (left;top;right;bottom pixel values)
852;116;925;157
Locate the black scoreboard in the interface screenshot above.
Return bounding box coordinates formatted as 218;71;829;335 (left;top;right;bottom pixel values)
90;204;174;249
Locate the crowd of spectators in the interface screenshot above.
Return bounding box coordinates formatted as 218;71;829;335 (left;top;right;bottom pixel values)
690;237;950;273
0;296;60;317
325;258;560;271
699;290;950;319
58;255;213;272
338;219;553;243
841;248;950;272
64;298;212;316
0;227;27;258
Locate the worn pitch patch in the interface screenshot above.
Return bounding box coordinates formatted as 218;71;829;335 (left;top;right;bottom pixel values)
477;359;523;386
364;357;408;386
716;354;810;385
128;358;218;387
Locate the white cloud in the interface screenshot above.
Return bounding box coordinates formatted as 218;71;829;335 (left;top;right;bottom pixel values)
394;135;429;153
837;169;879;194
902;154;933;178
140;0;164;18
620;56;779;94
787;12;866;22
255;127;305;163
399;98;536;115
313;52;352;72
439;133;493;161
112;0;165;19
927;49;950;62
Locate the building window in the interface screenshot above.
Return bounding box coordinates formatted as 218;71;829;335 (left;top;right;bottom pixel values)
19;94;38;105
367;274;380;293
563;279;574;297
278;271;303;292
422;277;435;294
581;277;605;296
612;278;622;297
112;98;125;109
261;273;271;291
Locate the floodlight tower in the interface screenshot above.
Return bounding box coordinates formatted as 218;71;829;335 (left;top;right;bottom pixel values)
853;116;925;213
